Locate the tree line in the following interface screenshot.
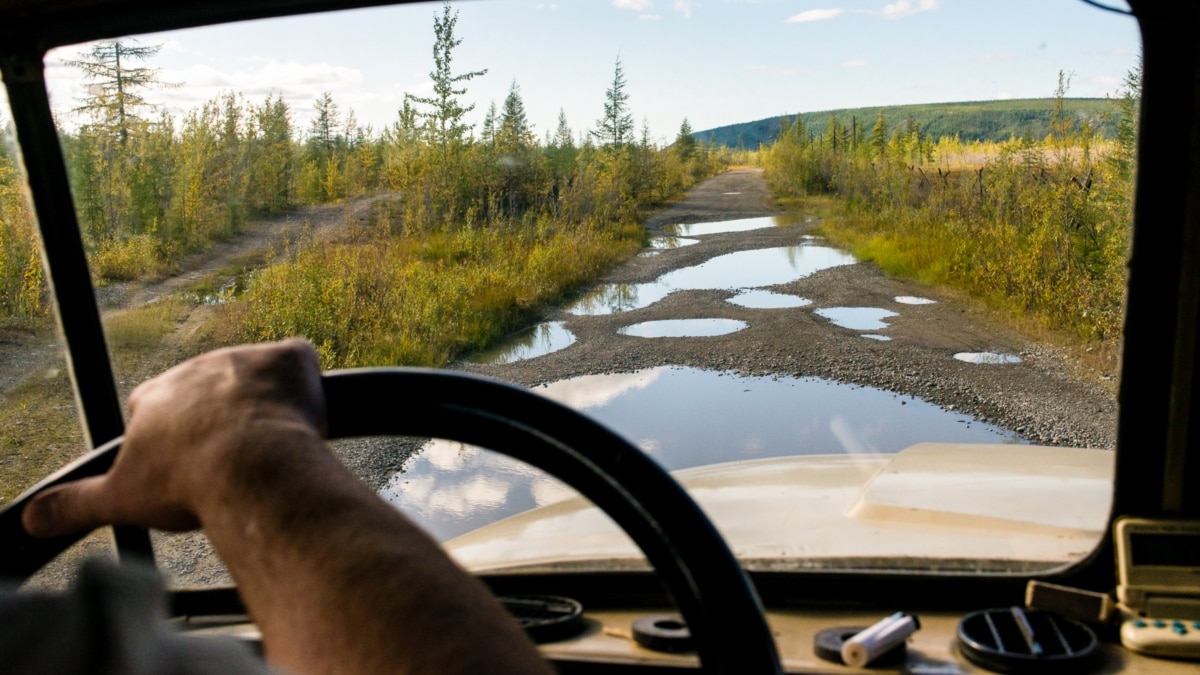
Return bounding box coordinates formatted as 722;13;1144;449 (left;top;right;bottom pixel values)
0;3;724;329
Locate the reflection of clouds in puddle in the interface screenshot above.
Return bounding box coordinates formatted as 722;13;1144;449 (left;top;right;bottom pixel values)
425;441;473;470
862;334;891;341
530;476;576;507
816;307;899;331
895;296;936;305
567;245;855;316
664;214;801;236
955;352;1022;364
536;369;663;409
385;367;1017;541
727;289;811;309
619;318;748;338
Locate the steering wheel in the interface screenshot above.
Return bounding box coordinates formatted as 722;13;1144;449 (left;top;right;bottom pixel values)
0;368;783;674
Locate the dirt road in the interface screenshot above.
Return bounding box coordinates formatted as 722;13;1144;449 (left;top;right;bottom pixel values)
461;168;1117;449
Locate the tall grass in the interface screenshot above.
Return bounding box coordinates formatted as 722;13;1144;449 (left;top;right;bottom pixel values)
762;110;1133;343
226;216;643;368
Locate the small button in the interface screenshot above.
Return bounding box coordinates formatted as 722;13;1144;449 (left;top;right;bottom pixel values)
1173;621;1187;635
1133;619;1147;628
1192;621;1200;630
1154;620;1167;628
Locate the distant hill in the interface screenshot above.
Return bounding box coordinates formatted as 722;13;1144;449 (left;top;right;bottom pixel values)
696;98;1117;149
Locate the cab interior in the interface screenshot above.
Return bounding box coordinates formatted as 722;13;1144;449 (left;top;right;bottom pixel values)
0;0;1198;673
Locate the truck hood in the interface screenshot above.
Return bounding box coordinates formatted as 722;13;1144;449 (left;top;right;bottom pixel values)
444;443;1114;574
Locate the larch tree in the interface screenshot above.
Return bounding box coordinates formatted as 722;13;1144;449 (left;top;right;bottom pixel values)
64;39;175;145
405;2;487;154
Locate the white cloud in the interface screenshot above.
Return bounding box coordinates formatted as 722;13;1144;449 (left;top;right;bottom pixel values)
535;3;558;9
675;0;695;18
880;0;939;20
840;59;868;68
996;91;1014;100
1107;47;1131;57
613;0;653;11
786;8;843;23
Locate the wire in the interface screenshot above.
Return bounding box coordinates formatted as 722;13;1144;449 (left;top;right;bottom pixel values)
1080;0;1134;16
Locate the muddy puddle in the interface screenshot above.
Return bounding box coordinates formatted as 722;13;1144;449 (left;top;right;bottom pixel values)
381;366;1020;541
619;318;747;338
895;296;936;305
470;322;576;364
568;245;857;315
663;213;803;237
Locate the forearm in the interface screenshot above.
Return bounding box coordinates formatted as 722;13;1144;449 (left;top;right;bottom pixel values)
198;421;551;675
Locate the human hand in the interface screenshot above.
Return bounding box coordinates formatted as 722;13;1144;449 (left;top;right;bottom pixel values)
22;339;326;538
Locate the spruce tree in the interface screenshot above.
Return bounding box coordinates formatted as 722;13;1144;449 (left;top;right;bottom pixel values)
592;57;634;147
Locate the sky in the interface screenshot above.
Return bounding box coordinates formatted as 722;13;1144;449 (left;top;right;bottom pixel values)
6;0;1141;146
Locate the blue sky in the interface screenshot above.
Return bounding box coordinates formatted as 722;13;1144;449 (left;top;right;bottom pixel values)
21;0;1140;145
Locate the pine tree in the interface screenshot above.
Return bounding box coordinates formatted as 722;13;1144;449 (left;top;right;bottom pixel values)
405;2;487;153
592;57;634;147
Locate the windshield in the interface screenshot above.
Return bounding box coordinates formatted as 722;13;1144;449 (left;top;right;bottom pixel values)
1;0;1139;584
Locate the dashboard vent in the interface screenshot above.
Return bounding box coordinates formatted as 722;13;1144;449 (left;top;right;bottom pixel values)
957;607;1099;673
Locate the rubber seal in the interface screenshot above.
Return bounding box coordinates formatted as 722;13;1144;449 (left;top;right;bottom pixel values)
632;614;694;653
813;626;907;667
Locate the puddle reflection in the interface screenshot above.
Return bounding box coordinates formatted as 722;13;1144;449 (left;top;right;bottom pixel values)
895;296;936;305
568;245;856;316
663;214;803;237
619;318;748;338
727;289;811;309
816;307;899;331
648;237;700;249
382;366;1019;541
470;321;576;364
862;334;892;341
955;352;1022;364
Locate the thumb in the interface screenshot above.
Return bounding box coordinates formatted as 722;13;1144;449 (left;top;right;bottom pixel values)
22;478;111;539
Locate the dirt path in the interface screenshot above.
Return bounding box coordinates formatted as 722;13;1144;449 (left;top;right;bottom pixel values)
0;194;393;403
460;168;1117;449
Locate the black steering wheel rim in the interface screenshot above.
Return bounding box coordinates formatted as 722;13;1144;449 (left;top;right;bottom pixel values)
1;367;782;674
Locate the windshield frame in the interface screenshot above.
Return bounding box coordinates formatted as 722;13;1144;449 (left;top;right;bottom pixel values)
0;0;1193;606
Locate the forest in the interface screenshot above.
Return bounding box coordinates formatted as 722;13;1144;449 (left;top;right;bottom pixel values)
0;5;724;368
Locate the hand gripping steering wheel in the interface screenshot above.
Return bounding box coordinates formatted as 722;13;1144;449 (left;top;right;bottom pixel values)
0;368;783;674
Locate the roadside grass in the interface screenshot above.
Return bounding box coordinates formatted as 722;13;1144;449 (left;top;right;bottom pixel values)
0;371;84;503
807;198;1122;388
221;217;645;369
103;296;190;354
179;250;274;300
